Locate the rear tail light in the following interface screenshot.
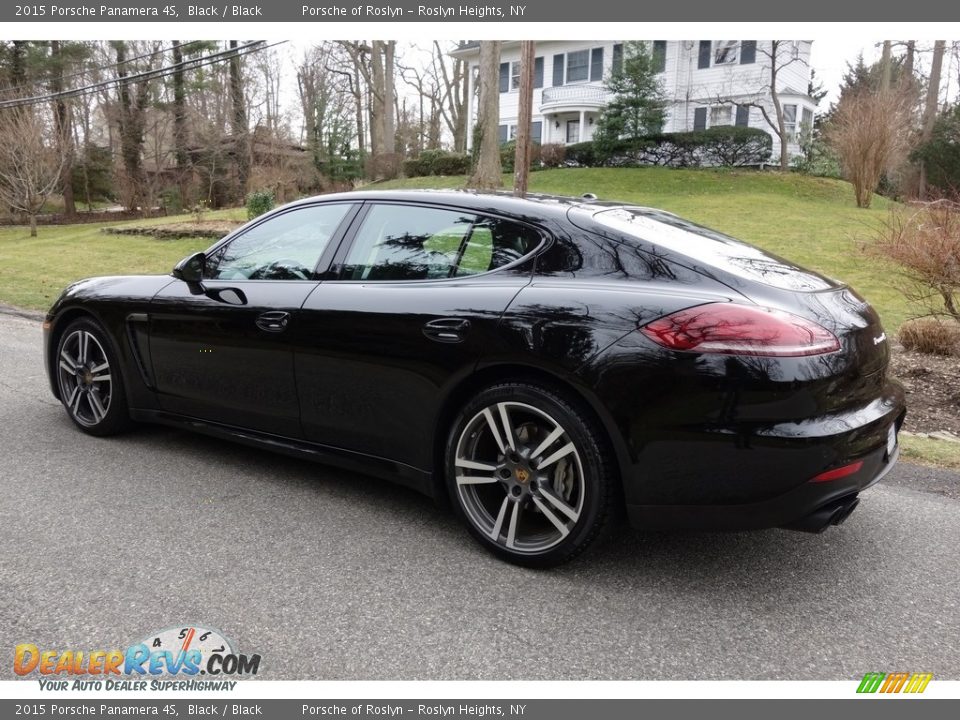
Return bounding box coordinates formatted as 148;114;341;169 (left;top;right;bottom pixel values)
810;460;863;483
639;303;840;357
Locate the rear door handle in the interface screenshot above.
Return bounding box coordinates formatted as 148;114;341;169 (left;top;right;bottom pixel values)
256;310;290;333
423;318;471;343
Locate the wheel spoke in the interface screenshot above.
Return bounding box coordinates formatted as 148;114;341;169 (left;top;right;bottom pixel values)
538;485;580;522
90;361;109;374
59;360;77;376
531;496;570;538
505;500;521;549
77;332;89;364
530;425;564;460
497;403;517;451
456;458;498;472
537;442;575;470
482;407;506;454
91;374;111;383
68;386;82;414
88;390;106;423
490;496;510;541
60;348;77;367
456;475;498;486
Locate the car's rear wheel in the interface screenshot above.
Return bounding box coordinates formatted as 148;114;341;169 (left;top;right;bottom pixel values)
55;318;131;436
446;382;616;567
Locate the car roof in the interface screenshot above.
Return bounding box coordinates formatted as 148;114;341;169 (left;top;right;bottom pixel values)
281;188;642;222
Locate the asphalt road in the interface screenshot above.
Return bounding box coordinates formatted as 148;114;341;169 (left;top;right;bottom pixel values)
2;312;959;681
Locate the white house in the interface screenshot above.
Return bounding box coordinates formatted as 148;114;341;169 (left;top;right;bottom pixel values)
451;40;818;159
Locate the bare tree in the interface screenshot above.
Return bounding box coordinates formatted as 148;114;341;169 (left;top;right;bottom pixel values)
112;41;153;212
433;42;469;152
715;41;805;171
49;41;76;217
827;85;913;208
229;40;250;202
918;40;946;199
0;106;65;236
513;41;535;197
468;41;502;190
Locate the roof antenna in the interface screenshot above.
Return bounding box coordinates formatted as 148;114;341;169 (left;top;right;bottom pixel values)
581;193;598;201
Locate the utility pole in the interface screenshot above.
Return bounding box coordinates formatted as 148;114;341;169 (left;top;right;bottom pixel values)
513;41;536;198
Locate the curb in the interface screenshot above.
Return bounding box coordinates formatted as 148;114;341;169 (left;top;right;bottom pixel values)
0;304;44;321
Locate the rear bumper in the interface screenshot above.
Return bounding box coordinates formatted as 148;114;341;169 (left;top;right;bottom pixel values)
624;384;906;532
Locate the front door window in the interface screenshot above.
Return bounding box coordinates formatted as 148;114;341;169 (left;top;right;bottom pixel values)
566;119;580;144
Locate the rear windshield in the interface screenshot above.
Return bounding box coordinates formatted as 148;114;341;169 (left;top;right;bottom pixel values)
592;207;836;292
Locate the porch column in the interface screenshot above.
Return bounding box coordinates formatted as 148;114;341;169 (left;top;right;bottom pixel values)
579;110;586;142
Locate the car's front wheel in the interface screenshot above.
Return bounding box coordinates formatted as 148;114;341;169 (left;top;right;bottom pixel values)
446;382;616;567
55;318;131;436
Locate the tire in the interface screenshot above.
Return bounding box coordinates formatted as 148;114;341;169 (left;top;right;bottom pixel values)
445;382;617;568
54;317;132;436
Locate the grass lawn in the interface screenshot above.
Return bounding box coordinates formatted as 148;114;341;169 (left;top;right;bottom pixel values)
0;208;245;310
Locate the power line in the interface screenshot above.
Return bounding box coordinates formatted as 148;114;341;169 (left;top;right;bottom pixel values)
0;41;285;110
0;40;214;98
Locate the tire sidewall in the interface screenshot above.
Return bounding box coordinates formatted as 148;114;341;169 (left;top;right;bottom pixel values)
445;382;610;567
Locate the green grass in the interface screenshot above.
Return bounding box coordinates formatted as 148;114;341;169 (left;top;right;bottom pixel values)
900;435;960;471
0;208;245;310
373;168;908;331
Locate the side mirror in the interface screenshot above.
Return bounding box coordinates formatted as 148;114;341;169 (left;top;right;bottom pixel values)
172;252;206;284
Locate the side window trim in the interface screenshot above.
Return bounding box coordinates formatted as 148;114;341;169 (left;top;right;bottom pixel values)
204;201;360;282
328;201;550;283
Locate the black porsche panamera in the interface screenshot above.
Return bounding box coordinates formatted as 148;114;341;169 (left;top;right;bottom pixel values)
44;190;905;566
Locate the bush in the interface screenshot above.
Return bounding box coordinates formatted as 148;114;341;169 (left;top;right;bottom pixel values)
365;152;402;181
498;141;542;174
540;143;567;168
245;189;274;220
898;318;960;356
561;127;772;169
870;201;960;322
911;103;960;195
403;150;471;178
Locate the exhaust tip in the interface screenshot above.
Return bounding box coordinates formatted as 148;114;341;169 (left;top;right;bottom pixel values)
784;495;860;534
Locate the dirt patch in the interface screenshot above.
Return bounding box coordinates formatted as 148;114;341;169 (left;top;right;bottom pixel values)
890;346;960;435
101;220;243;240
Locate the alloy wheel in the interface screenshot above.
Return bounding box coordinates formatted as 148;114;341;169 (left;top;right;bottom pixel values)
454;401;585;554
57;329;113;428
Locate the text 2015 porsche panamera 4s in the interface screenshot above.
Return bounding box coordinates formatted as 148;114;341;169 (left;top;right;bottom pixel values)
43;191;905;567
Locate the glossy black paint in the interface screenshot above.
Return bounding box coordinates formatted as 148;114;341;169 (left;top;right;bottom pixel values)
44;190;906;531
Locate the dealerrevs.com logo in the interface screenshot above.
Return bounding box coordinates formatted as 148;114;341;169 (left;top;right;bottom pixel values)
15;625;262;691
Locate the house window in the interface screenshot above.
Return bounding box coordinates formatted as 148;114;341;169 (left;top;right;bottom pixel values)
710;106;732;127
735;105;750;127
714;41;738;65
566;50;589;83
612;44;624;75
510;62;521;90
498;125;509;144
693;107;707;131
652;41;667;73
783;104;798;142
801;107;814;130
566;119;580;144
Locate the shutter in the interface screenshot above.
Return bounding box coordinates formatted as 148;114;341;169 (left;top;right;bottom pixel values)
533;57;544;89
740;41;756;65
531;121;542;144
698;40;711;69
499;62;509;93
653;41;667;73
498;125;508;144
552;54;564;86
590;47;604;82
612;44;623;75
735;105;750;127
693;107;707;131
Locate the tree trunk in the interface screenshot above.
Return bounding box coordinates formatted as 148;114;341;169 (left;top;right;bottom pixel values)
468;41;503;190
353;62;365;163
29;214;37;238
370;41;385;156
114;41;147;213
10;41;27;89
879;40;892;93
383;41;396;154
767;44;789;171
172;41;192;210
229;41;250;203
50;41;76;217
513;41;535;198
919;40;946;199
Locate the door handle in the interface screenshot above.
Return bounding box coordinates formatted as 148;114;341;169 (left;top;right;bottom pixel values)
423;318;471;344
256;310;290;333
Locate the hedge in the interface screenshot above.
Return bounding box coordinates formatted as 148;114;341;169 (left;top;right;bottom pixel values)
403;150;471;177
573;126;773;168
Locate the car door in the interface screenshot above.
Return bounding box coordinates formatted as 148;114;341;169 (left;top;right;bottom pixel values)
148;202;359;438
294;202;543;472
